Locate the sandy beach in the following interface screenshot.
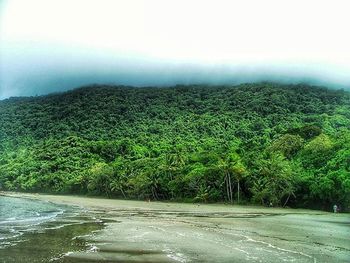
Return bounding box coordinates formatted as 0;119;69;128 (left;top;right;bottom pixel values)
1;192;349;262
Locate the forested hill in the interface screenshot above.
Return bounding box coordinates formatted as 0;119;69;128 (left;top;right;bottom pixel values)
0;83;349;210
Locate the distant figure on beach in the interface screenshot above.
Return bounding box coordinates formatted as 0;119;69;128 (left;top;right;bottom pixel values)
333;204;338;213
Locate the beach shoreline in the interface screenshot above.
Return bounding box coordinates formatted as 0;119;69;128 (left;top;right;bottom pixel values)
1;191;349;262
0;191;328;214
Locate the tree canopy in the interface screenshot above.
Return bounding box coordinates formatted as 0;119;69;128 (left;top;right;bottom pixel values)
0;83;349;211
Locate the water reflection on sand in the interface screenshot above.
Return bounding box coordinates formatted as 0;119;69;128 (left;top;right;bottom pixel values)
1;194;349;263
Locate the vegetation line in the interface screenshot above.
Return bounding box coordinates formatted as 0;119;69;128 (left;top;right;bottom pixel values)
0;83;349;211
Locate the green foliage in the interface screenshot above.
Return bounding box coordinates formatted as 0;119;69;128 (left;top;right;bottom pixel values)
0;83;349;210
251;153;294;206
301;134;334;168
269;134;304;159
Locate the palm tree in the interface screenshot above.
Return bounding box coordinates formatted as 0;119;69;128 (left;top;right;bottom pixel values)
218;158;233;203
218;152;247;204
231;163;246;203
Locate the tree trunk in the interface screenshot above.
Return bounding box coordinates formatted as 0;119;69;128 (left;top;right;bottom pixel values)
120;187;126;198
151;187;158;200
226;174;230;202
283;193;291;207
170;173;174;199
228;174;233;203
237;180;240;204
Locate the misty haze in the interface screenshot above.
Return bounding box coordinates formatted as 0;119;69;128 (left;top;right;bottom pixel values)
0;1;349;263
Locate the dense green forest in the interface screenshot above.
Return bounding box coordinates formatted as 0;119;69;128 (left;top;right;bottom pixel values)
0;83;349;210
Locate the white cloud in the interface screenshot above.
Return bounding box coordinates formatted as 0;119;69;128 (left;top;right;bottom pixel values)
1;0;350;98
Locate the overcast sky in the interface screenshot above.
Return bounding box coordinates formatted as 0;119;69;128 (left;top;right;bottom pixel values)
1;0;350;99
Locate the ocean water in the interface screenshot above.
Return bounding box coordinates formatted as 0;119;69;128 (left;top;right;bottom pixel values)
0;196;65;248
0;195;104;262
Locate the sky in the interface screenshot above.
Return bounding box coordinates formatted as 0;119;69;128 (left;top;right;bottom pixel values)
1;0;350;99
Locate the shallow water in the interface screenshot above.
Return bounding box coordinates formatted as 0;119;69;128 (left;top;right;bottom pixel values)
0;196;104;262
0;196;66;248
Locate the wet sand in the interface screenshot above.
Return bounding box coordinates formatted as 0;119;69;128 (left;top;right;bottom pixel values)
2;192;350;262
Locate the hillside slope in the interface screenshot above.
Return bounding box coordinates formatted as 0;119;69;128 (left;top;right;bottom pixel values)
0;83;349;210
